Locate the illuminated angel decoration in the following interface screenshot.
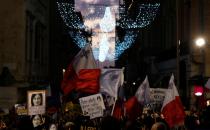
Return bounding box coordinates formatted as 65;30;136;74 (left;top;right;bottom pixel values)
99;7;116;33
57;0;160;64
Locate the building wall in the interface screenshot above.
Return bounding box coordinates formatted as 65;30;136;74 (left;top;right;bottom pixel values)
204;0;210;76
25;0;49;82
0;0;49;83
0;0;25;81
190;0;210;78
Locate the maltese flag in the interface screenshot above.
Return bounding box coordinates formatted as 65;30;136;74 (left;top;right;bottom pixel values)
161;74;185;128
61;44;100;95
100;68;124;98
124;76;151;120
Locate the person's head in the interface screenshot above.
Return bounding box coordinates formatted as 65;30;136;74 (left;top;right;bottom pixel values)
31;93;42;106
49;123;57;130
151;122;167;130
32;115;42;127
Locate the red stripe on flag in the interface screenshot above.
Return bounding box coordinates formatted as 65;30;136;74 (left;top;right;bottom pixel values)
76;69;101;94
161;96;185;128
61;64;78;95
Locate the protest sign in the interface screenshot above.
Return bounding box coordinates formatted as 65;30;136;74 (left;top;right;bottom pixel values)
79;93;105;119
27;90;46;115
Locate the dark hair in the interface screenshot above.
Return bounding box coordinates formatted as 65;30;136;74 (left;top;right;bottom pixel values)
31;93;43;106
31;114;41;119
31;114;43;128
151;122;167;130
48;123;57;130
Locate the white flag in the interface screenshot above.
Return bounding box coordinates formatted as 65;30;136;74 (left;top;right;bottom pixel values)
72;44;97;75
135;76;150;105
205;78;210;89
100;68;124;98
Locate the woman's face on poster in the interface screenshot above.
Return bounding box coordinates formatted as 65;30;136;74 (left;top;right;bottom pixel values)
32;94;42;106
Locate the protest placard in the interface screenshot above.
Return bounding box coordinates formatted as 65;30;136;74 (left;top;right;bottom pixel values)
27;90;46;115
79;93;105;119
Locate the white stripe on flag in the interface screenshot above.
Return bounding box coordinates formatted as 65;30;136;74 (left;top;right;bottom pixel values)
100;68;124;98
205;78;210;89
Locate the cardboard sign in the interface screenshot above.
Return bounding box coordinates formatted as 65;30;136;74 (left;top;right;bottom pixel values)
144;88;167;110
150;88;167;102
15;104;27;115
79;94;105;119
27;90;46;115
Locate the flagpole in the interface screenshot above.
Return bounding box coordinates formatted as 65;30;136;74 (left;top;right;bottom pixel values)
111;98;117;116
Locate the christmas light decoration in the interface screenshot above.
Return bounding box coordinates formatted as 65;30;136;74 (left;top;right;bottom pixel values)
115;31;138;59
118;3;160;29
99;7;116;33
99;34;110;62
68;31;87;48
57;1;160;61
57;2;85;30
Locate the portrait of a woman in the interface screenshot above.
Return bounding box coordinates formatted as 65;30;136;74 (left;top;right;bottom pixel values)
31;114;43;128
31;93;43;106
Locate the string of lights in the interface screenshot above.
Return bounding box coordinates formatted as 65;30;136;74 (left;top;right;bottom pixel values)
115;31;138;59
118;3;160;29
68;31;87;48
57;1;160;60
57;2;85;30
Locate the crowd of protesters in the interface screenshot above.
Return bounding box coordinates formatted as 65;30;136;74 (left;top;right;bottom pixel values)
1;105;210;130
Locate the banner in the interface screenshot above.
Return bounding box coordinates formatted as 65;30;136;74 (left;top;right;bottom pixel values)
145;88;167;110
79;93;105;119
150;88;167;102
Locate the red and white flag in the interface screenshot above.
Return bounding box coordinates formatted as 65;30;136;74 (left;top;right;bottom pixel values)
124;76;150;120
100;68;124;98
61;44;100;95
72;44;97;74
161;74;185;128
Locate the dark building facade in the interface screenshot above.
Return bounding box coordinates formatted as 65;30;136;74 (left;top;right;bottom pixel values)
0;0;50;84
135;0;210;109
0;0;50;109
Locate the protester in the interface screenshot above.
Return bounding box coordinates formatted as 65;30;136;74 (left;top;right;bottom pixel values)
151;122;167;130
48;123;57;130
144;110;155;130
31;114;44;129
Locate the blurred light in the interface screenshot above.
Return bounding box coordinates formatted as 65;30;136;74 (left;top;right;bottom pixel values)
194;85;203;96
133;82;136;85
195;37;206;47
62;69;65;76
207;100;210;106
